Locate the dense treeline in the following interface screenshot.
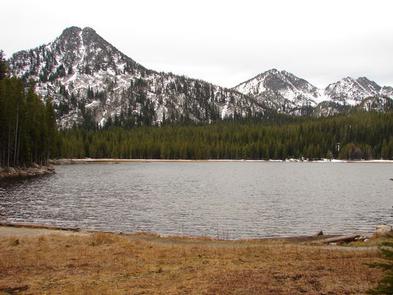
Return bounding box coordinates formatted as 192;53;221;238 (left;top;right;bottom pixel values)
0;51;58;168
60;112;393;160
2;47;393;162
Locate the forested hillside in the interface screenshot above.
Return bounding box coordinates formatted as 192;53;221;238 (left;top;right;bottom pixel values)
3;45;393;163
0;51;58;168
60;112;393;160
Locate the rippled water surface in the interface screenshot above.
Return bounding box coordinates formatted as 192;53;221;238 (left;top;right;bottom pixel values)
1;162;392;238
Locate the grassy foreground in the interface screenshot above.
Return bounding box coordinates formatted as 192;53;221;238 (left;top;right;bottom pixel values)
0;228;383;294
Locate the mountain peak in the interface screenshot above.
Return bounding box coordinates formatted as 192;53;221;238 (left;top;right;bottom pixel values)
62;26;82;32
60;26;82;37
266;68;280;74
255;68;283;78
254;69;301;82
356;77;381;93
82;27;96;33
234;69;320;109
9;25;145;89
81;27;99;41
58;26;98;44
357;76;371;82
60;26;96;34
343;76;355;81
324;76;381;105
7;26;265;128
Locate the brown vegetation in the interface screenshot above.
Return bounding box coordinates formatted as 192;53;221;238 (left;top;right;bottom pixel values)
0;230;383;294
0;165;55;179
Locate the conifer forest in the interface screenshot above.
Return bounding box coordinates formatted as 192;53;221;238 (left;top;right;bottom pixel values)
1;50;393;167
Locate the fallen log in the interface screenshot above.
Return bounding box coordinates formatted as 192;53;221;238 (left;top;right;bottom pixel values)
319;234;360;244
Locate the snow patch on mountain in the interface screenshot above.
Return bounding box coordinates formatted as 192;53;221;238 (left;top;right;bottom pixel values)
7;26;393;125
235;70;393;115
8;26;268;128
324;77;380;105
234;69;321;115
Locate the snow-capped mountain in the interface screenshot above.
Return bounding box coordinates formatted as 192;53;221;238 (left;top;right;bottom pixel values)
233;69;320;115
320;77;393;114
8;27;268;128
7;26;393;127
324;77;381;105
234;70;393;115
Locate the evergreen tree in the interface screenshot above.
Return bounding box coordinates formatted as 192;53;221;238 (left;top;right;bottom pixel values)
0;49;58;168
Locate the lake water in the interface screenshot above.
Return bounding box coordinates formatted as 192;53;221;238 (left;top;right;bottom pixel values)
0;162;392;239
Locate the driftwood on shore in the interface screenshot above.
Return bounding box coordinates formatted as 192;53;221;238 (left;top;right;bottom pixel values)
319;234;361;244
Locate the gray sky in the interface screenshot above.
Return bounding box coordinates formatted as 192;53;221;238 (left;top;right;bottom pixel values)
1;0;393;88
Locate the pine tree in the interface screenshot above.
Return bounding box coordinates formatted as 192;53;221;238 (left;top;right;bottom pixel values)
0;50;58;168
0;51;7;80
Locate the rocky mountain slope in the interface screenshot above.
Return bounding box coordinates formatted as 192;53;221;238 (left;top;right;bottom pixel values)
324;77;381;105
7;26;393;128
234;71;393;116
8;27;268;128
233;69;321;115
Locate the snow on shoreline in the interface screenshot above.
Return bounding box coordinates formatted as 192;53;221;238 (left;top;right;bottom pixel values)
50;158;393;164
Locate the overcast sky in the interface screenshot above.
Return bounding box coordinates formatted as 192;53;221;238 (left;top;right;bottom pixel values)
1;0;393;88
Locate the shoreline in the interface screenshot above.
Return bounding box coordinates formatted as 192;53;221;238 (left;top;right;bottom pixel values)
0;222;374;243
0;165;55;180
50;158;393;165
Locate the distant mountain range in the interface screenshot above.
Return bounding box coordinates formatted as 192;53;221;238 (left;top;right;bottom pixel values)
234;70;393;116
7;26;393;128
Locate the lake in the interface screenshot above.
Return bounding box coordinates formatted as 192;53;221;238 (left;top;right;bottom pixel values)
0;162;392;239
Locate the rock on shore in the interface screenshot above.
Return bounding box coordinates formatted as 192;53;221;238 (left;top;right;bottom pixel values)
375;224;393;237
0;165;55;179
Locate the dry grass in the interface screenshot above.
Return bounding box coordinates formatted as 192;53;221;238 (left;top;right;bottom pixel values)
0;231;383;294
